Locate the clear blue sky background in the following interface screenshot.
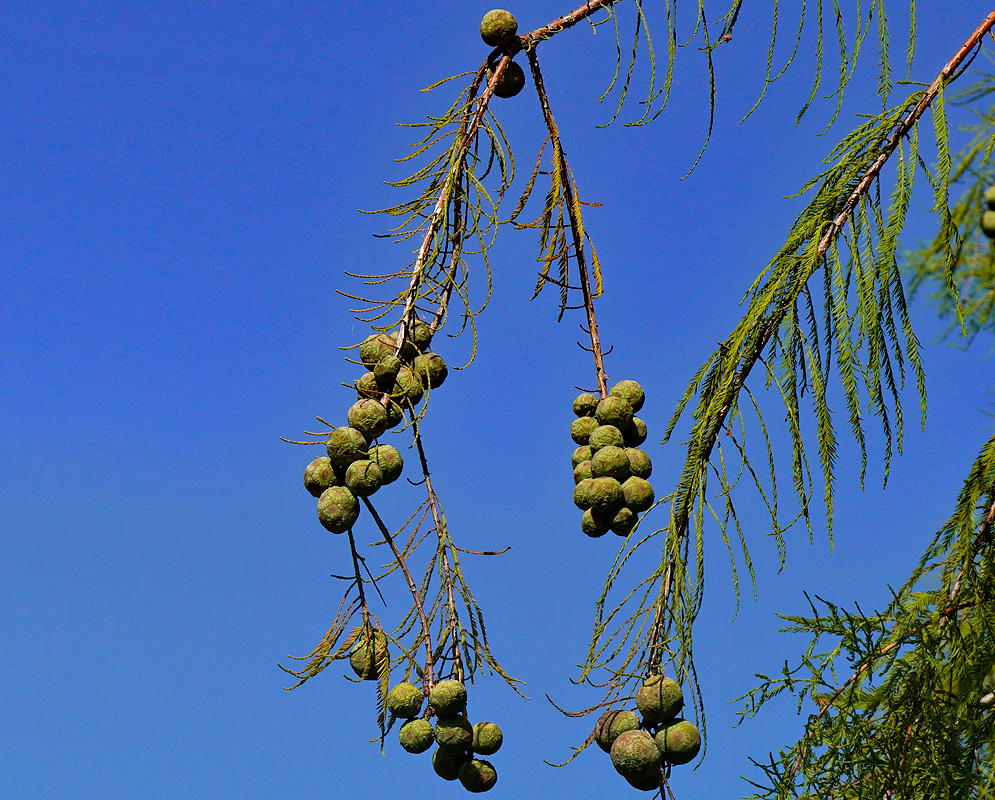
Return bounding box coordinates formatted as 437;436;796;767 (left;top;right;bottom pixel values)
2;2;991;798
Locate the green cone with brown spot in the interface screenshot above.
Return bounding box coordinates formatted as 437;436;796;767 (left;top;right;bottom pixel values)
479;9;517;46
347;399;387;441
596;395;633;429
573;392;598;417
304;456;340;498
429;679;467;716
655;718;701;765
459;758;498;793
472;721;503;755
317;486;359;533
369;444;403;484
570;416;599;445
398;718;434;753
325;426;368;467
433;746;470;781
345;459;383;497
386;683;424;719
589;424;624;452
636;675;683;723
623;476;655;513
435;714;473;750
593;709;639;752
349;629;388;681
591;445;630;481
610;379;645;413
610;729;661;780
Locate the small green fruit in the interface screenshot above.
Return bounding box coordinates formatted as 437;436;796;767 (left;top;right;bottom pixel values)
399;718;434;753
412;352;448;389
433;747;470;781
610;729;661;780
655;718;701;765
573;460;593;484
626;448;652;479
589;424;624;451
636;675;683;724
393;366;424;405
359;332;398;370
589;476;624;515
369;444;404;484
624;770;662;792
374;354;403;386
410;319;433;351
570;416;600;445
459;758;498;793
610;506;637;537
573;392;599;417
472;721;503;755
384;398;405;429
581;508;611;538
591;445;630;481
435;714;473;750
571;445;593;467
491;61;525;98
304;456;340;497
594;709;639;752
356;371;381;399
983;210;995;239
610;380;645;413
596;395;634;429
345;459;383;497
480;9;518;46
325;426;368;467
622;476;655;513
429;679;467;716
347;399;388;441
349;629;388;681
623;416;648;447
317;486;360;533
573;477;596;510
387;683;424;719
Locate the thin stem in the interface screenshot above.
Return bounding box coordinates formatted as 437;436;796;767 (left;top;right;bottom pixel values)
527;49;609;397
361;498;436;687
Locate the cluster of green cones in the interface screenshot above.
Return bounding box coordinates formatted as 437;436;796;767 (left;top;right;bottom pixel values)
570;380;655;538
387;679;503;793
301;321;448;533
982;186;995;239
480;9;525;98
594;676;701;791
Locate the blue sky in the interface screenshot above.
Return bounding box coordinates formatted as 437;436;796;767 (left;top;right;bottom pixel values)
1;2;992;798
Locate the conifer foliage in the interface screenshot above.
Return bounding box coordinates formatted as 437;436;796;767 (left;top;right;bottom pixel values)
284;1;995;796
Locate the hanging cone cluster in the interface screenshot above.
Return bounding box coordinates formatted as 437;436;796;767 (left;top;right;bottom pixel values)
571;380;655;538
391;677;503;793
592;676;701;792
302;319;450;533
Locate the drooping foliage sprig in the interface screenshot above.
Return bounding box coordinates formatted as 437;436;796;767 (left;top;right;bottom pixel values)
737;431;995;798
574;7;995;759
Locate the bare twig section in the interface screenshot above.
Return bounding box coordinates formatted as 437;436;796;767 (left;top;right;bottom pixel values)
362;499;436;687
527;49;609;397
521;0;623;50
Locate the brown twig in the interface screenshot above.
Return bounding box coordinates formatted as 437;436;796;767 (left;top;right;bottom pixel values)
361;498;436;687
527;48;609;398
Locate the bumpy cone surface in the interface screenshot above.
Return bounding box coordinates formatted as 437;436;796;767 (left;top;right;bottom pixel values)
571;445;593;467
359;332;397;369
412;352;448;389
581;508;610;538
349;630;388;681
347;399;388;441
479;9;518;46
459;758;498;793
573;478;596;510
570;416;600;445
433;747;470;781
399;718;434;753
610;379;645;412
594;709;639;752
325;426;368;467
492;61;525;98
589;476;624;515
589;424;624;451
384;398;404;429
345;459;383;497
573;460;593;484
623;476;655;513
573;392;599;417
410;319;433;351
610;506;637;537
387;683;424;719
393;366;424;405
369;444;403;484
596;395;634;429
356;370;380;399
636;675;683;724
655;718;701;765
610;729;661;780
626;448;652;479
317;486;360;533
304;456;340;497
435;714;473;750
430;679;467;716
472;721;503;755
624;770;663;792
591;445;630;481
623;416;648;447
374;354;402;386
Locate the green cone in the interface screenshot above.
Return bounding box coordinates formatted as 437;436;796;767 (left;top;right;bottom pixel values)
472;721;503;755
480;9;518;47
429;679;467;716
369;444;403;484
317;486;359;533
398;718;434;753
594;709;639;752
386;683;424;719
344;459;383;497
655;718;701;765
636;675;683;724
459;758;498;793
304;456;340;498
